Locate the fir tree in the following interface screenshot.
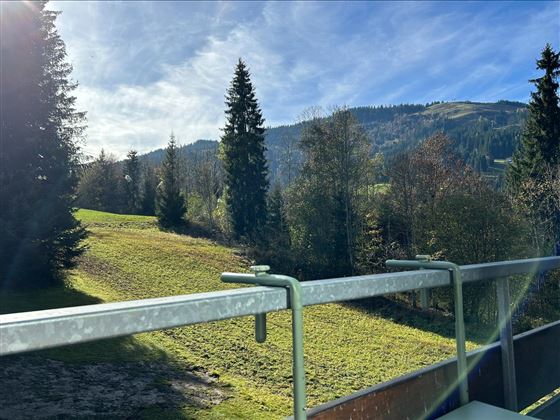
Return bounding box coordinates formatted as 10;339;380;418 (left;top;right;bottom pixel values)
220;59;269;241
507;44;560;253
156;134;186;227
508;44;560;187
0;1;87;288
255;184;293;272
123;149;141;214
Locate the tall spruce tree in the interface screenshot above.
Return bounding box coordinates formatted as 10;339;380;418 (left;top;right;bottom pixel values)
508;44;560;187
220;59;269;241
0;1;87;288
507;44;560;253
156;134;186;227
123;149;141;214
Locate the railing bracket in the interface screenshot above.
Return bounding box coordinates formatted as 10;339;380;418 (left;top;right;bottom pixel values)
221;265;307;420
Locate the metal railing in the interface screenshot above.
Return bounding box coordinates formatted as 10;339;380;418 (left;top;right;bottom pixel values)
1;256;560;419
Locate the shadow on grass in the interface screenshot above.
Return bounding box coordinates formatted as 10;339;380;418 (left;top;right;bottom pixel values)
0;282;169;362
0;283;228;419
158;220;236;248
344;296;496;346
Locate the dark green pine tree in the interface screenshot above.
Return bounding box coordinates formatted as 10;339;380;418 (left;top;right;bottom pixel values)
257;184;293;272
266;184;291;250
156;134;186;227
123;149;141;214
508;44;560;188
220;59;269;241
0;1;87;288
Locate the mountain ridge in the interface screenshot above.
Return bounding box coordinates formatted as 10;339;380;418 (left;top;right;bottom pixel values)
140;100;527;182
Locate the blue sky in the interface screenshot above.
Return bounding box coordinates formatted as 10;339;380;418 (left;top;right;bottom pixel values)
48;1;560;158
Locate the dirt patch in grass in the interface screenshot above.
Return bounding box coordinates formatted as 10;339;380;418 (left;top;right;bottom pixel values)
0;356;229;419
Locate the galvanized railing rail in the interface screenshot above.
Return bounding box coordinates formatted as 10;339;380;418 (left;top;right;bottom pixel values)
2;256;559;356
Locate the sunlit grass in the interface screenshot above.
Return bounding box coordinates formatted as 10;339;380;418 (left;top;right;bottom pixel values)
3;209;480;418
76;208;157;229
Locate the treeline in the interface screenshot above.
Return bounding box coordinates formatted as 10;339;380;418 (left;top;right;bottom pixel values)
77;144;223;231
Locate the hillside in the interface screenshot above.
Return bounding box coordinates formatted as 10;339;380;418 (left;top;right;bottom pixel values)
266;100;526;182
140;139;219;167
0;209;485;419
139;101;526;184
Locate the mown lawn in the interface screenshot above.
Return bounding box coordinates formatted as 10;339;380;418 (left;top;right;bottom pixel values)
1;209;481;419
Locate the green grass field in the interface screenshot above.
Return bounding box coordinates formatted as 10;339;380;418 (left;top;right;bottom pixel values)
1;209;482;419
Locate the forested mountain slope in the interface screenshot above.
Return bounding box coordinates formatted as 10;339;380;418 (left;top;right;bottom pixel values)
140;101;527;183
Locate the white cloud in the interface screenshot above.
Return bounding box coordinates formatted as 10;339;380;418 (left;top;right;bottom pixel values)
49;1;559;158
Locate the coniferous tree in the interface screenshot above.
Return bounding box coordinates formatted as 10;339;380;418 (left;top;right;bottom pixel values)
0;1;87;288
507;44;560;253
220;59;269;241
141;164;157;216
266;185;291;250
123;149;141;214
254;184;293;272
508;44;560;187
77;150;121;212
156;134;186;227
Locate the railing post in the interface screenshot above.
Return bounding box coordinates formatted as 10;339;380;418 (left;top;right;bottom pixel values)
221;266;307;420
386;256;469;406
496;276;518;411
417;259;430;309
419;289;430;309
449;268;469;407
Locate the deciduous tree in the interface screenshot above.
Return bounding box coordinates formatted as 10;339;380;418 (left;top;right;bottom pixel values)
192;151;223;229
288;108;371;278
365;134;527;320
141;163;157;216
77;150;121;212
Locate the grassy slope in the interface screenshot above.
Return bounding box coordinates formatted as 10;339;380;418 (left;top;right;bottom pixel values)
420;101;524;121
2;209;479;419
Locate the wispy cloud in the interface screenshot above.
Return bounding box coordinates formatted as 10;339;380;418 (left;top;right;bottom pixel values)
49;1;559;158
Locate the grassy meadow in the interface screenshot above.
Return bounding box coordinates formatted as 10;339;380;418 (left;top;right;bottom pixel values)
1;209;483;419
